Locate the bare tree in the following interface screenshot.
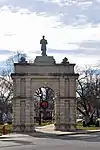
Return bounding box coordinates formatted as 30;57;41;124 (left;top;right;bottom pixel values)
34;87;55;121
0;51;27;123
76;66;100;126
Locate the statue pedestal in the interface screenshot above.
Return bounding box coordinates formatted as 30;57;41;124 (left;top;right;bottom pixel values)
34;56;56;65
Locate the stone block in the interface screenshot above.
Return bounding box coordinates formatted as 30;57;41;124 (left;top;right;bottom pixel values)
34;56;56;65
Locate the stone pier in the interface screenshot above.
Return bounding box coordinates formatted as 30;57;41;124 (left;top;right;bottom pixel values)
11;56;78;132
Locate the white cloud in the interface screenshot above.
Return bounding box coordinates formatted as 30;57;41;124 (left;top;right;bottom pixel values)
0;6;77;52
0;2;100;66
0;0;8;2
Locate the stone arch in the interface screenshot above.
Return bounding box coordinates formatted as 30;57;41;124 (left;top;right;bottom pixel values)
30;78;59;98
29;77;60;130
33;85;56;123
11;56;79;132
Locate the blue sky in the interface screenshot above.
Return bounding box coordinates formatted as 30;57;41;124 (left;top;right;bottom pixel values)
0;0;100;66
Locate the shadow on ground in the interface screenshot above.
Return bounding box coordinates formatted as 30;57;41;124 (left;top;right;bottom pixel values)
27;130;100;142
0;130;100;143
0;139;36;148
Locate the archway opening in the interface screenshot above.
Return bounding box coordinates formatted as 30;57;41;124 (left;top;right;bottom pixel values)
34;86;55;126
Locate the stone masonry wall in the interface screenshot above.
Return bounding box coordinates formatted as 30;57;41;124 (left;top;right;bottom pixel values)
11;56;78;132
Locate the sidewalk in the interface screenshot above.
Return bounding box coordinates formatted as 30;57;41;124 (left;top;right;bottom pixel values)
0;133;30;138
35;124;100;136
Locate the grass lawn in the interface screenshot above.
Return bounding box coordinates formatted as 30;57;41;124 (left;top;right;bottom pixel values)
77;121;100;130
0;121;52;134
35;121;53;126
0;124;12;134
0;121;100;134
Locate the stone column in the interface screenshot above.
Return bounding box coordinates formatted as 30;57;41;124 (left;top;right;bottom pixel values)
69;78;76;131
55;77;66;131
13;78;21;132
54;96;60;130
30;78;34;131
55;76;77;131
25;78;35;132
20;78;26;132
65;78;70;123
20;100;25;132
47;80;60;131
65;99;70;129
69;99;76;130
59;97;66;131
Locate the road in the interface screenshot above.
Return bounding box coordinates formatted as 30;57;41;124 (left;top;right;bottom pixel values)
0;132;100;150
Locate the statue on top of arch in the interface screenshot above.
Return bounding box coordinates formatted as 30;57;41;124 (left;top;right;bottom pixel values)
40;35;48;56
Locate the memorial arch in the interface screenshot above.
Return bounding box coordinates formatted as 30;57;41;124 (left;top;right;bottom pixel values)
11;56;78;132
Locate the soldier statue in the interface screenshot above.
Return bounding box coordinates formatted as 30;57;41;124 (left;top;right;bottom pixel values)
40;35;48;56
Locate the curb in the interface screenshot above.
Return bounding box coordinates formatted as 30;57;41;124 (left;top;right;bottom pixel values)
57;130;100;136
0;130;100;138
34;129;100;136
29;129;100;137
